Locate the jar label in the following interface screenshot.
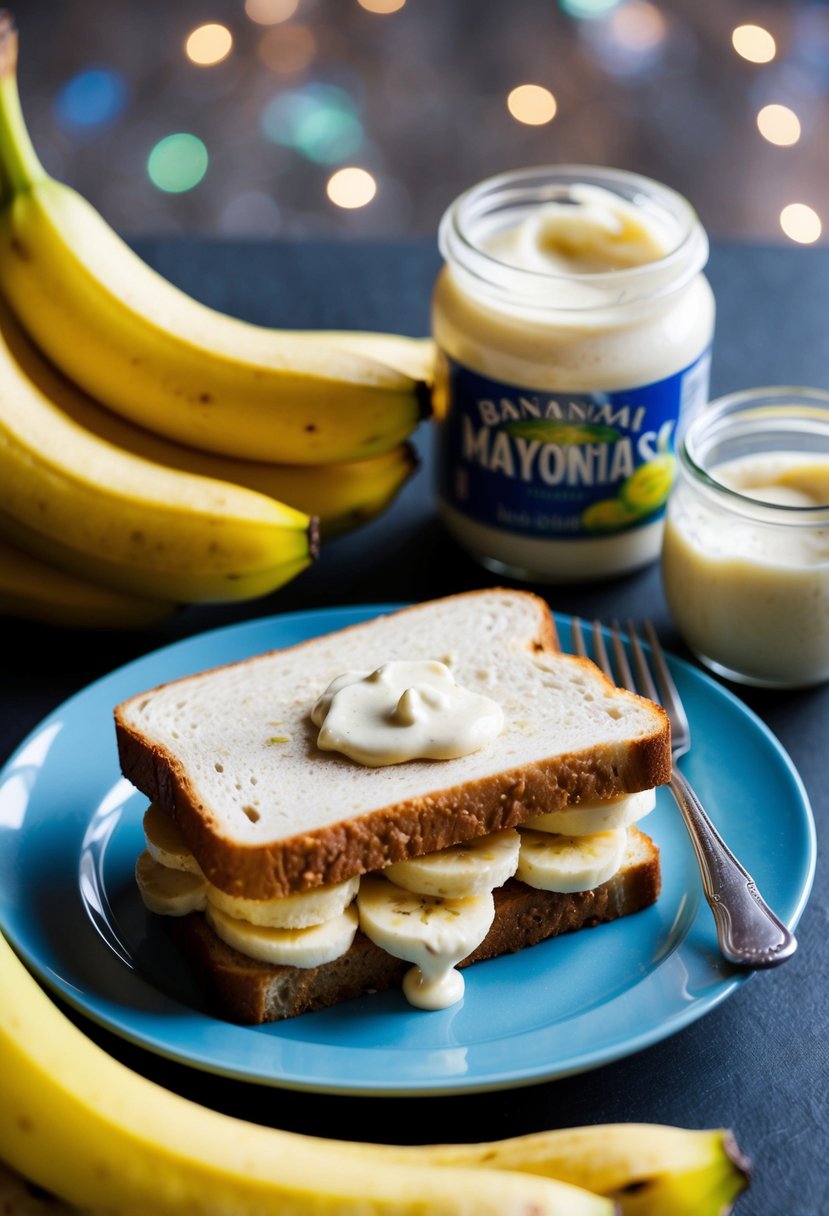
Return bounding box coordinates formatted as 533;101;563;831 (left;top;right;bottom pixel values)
436;350;711;541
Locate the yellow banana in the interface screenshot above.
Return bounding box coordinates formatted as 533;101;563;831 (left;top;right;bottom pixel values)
0;304;417;539
299;331;436;386
0;293;316;603
0;19;431;464
0;928;614;1216
0;534;176;629
391;1124;751;1215
255;443;418;538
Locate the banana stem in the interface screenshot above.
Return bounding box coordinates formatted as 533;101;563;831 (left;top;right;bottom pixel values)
0;12;46;196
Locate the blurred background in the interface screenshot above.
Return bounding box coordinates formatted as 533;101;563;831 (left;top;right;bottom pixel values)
12;0;829;245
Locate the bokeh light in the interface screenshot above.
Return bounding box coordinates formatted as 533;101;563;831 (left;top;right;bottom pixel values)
257;25;317;75
261;84;362;162
327;167;377;208
358;0;407;13
732;24;776;64
245;0;299;24
610;2;667;52
580;0;668;79
757;104;801;146
780;203;821;244
185;24;233;66
507;84;557;125
147;134;209;193
559;0;621;19
54;69;126;129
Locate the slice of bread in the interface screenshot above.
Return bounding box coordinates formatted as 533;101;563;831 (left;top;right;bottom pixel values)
115;589;670;900
171;827;661;1025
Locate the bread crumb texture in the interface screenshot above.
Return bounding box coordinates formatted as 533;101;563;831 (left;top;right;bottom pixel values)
116;590;669;898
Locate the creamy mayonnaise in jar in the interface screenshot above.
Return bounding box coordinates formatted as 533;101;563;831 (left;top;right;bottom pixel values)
431;165;715;582
662;387;829;688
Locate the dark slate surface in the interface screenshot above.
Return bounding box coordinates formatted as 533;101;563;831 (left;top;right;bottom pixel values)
1;237;827;1215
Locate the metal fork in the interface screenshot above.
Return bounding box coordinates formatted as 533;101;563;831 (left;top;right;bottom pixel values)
571;616;797;970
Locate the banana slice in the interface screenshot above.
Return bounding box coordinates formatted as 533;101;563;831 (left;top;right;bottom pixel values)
357;875;495;1010
135;850;208;916
524;789;656;837
206;875;359;930
142;803;203;874
383;829;520;898
516;828;628;893
205;902;359;968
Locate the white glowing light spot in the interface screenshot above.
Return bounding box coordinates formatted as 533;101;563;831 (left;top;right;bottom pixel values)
327;167;377;209
732;24;776;64
780;203;821;245
185;23;233;66
507;84;557;126
757;104;801;147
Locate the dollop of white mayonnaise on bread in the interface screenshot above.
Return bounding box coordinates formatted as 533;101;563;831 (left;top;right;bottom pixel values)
310;659;504;766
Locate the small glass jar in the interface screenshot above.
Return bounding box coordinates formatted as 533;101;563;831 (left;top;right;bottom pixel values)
431;165;715;583
661;387;829;688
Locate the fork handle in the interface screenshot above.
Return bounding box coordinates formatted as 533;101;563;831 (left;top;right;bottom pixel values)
669;768;798;969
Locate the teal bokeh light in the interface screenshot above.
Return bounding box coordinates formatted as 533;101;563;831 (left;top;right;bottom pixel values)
559;0;621;18
147;134;209;193
261;84;363;164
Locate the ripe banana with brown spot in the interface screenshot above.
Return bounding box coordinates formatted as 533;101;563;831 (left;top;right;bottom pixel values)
0;302;418;540
0;293;316;603
0;19;431;464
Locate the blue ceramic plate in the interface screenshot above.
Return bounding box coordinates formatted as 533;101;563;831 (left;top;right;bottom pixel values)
0;605;815;1096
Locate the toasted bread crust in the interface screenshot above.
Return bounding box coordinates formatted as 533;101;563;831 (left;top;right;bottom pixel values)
171;827;661;1025
116;591;671;900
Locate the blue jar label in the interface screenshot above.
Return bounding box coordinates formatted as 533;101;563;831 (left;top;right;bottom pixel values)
437;351;711;540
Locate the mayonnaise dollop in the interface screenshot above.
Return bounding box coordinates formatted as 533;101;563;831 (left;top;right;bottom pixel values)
311;659;504;766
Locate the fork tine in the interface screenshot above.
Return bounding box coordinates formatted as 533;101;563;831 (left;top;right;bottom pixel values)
610;619;635;691
591;620;613;681
570;616;587;658
643;620;690;741
625;618;660;704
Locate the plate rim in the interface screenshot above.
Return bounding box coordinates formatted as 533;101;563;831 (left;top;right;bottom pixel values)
0;601;816;1097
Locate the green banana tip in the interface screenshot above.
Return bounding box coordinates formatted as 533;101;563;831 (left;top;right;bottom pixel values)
0;11;17;78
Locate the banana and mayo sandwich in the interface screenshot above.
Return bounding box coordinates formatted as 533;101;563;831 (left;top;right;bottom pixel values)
115;589;670;1023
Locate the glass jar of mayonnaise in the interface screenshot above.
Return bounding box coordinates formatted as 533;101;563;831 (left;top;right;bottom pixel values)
662;387;829;688
432;165;715;582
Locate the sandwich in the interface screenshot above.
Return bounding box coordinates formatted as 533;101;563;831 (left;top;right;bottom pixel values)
114;589;670;1024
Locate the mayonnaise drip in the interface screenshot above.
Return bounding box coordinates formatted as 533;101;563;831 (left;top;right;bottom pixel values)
310;659;504;767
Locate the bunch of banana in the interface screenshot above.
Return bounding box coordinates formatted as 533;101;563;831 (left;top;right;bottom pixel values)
0;920;750;1215
0;13;434;627
0;16;434;464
